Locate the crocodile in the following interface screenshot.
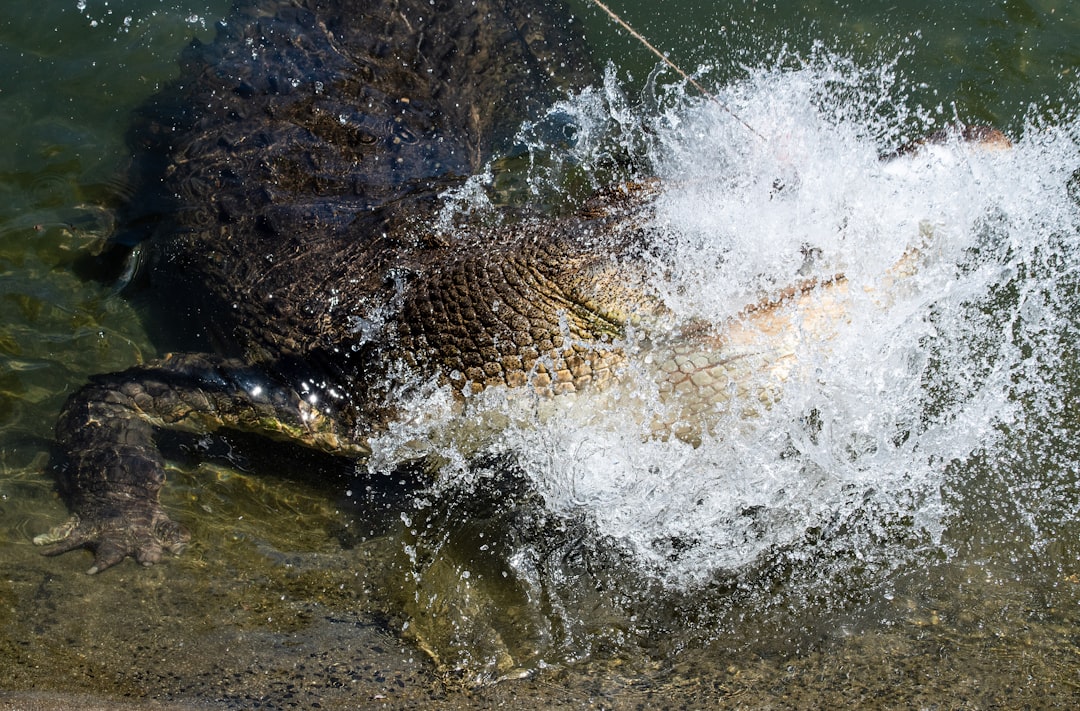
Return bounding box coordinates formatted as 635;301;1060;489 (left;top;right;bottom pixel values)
35;0;658;572
36;0;1002;574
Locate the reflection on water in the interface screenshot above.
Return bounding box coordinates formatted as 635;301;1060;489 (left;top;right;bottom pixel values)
2;0;1080;708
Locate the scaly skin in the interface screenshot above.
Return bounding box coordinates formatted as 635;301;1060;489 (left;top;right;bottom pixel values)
40;0;1008;573
38;353;365;572
39;0;633;572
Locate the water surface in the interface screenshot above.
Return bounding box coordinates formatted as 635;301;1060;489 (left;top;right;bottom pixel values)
2;0;1079;708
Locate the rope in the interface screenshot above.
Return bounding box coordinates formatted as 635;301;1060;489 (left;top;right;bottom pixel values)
587;0;766;141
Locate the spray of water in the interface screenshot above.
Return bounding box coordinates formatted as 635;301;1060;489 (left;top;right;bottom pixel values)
365;51;1080;677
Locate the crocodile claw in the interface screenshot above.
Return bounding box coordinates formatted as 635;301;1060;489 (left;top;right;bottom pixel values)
34;509;190;574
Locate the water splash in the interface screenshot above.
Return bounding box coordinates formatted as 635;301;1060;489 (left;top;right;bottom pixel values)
368;52;1080;675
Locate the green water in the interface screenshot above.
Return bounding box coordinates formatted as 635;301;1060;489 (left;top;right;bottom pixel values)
1;0;1079;708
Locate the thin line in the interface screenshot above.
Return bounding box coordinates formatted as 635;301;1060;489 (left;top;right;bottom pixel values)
587;0;767;141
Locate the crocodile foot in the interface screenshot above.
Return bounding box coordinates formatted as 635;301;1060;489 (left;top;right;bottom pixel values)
34;508;190;574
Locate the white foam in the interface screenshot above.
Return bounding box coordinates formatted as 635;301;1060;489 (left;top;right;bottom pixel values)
379;55;1080;589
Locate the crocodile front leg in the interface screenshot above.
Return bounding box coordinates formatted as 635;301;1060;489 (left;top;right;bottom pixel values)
36;352;367;573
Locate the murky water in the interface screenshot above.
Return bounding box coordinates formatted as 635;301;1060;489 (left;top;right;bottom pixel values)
2;1;1080;708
